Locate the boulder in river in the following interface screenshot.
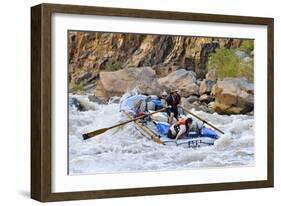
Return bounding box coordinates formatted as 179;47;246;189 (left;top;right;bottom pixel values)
88;95;106;104
158;69;199;97
98;67;162;99
212;77;254;114
69;97;85;111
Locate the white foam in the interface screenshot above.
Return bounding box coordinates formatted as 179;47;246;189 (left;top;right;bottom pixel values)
68;94;255;175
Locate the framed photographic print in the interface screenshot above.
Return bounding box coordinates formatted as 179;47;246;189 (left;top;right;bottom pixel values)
31;3;274;202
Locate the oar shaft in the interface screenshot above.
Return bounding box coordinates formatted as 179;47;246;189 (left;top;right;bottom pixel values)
109;107;167;130
180;107;224;134
83;107;167;139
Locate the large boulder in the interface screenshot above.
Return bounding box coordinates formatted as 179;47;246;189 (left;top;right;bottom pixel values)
158;69;199;97
212;77;254;114
153;65;182;77
93;80;109;101
98;67;162;99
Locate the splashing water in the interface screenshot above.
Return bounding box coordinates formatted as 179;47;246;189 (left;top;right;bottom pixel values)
68;94;255;175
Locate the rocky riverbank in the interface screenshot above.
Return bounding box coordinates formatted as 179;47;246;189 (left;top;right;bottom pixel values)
68;31;254;115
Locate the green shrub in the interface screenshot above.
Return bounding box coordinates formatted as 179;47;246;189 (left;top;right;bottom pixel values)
207;48;253;82
240;40;254;55
105;60;122;71
69;82;83;92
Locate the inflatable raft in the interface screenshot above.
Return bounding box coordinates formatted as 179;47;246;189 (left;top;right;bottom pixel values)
120;95;219;147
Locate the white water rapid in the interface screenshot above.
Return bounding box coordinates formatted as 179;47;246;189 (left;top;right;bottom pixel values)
68;94;254;175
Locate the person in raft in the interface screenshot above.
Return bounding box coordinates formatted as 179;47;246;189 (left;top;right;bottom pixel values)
134;95;155;118
167;117;193;141
166;90;181;124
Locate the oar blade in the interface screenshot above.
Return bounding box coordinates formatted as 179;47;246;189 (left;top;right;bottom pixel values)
83;128;109;140
82;107;167;140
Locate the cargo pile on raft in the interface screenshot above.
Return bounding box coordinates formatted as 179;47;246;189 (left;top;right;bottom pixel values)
83;91;224;147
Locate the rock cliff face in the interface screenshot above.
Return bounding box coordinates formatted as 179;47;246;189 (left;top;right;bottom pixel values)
68;31;243;82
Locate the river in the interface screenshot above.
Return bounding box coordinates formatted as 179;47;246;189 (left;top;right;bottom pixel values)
68;93;255;175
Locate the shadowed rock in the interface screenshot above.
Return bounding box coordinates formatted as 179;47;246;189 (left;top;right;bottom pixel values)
69;97;85;111
88;95;106;104
199;79;215;95
199;94;213;104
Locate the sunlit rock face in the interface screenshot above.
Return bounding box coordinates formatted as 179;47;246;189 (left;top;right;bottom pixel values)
68;31;242;82
212;77;254;114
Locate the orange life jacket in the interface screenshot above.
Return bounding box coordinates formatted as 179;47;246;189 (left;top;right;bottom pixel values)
177;118;186;125
173;118;188;134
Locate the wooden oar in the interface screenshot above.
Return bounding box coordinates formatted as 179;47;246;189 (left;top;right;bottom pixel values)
82;107;167;140
179;106;224;134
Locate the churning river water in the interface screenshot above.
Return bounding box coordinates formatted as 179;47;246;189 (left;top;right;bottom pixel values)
68;94;255;175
